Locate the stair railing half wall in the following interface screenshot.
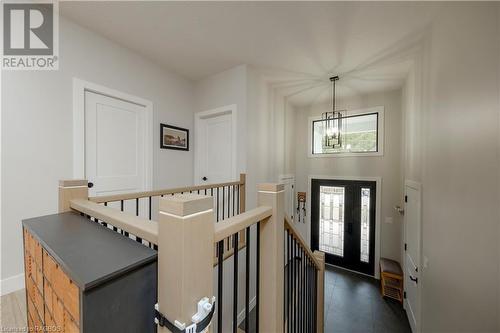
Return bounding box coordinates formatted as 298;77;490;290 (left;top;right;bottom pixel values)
58;177;325;333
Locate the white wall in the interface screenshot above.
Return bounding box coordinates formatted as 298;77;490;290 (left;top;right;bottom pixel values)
292;90;404;263
418;4;499;331
1;17;195;292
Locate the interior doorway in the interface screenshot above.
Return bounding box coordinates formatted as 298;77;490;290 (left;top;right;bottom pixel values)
194;105;237;185
73;78;153;203
311;178;377;276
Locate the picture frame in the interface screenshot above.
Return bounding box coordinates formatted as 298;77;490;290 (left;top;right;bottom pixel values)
160;123;189;151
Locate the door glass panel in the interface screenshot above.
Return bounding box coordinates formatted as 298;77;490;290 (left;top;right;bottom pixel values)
360;188;371;263
319;186;345;257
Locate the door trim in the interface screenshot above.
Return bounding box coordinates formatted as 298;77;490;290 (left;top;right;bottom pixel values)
72;78;153;192
194;104;238;185
403;179;422;333
308;175;382;278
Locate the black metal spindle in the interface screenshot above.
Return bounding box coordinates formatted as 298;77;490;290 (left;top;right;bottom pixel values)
256;222;260;333
292;240;297;332
291;237;295;333
217;240;224;333
288;232;292;333
216;188;219;222
302;249;305;333
299;248;302;333
232;233;239;333
149;196;152;220
136;198;139;216
305;256;311;332
232;186;235;217
222;187;225;220
245;227;250;333
313;270;318;332
102;202;108;227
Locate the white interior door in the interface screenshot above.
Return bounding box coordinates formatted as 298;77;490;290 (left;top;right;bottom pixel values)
404;181;421;332
85;91;148;198
195;106;236;185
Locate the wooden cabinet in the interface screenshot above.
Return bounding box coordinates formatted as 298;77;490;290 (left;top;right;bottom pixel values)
23;212;157;333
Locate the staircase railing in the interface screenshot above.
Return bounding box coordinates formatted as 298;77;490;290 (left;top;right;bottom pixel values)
284;216;325;333
58;178;325;332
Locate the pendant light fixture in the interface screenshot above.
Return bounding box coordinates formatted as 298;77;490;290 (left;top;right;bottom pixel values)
322;76;343;149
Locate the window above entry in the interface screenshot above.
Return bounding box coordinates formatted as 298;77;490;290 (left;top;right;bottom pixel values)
309;106;384;157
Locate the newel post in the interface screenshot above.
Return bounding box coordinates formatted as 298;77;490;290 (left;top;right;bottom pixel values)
257;183;285;333
58;180;88;213
157;194;214;333
314;251;325;333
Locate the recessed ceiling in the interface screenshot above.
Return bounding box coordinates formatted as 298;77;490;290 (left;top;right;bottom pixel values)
61;1;441;104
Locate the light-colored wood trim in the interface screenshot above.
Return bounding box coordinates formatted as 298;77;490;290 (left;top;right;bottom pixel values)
59;180;88;187
88;179;244;204
257;183;284;333
214;206;272;243
257;183;285;192
157;195;214;332
159;194;213;217
69;199;158;244
59;180;88;213
284;216;322;270
313;251;325;333
239;173;246;213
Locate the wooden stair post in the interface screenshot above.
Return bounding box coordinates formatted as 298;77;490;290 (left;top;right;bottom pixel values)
257;183;285;333
314;251;325;333
58;180;88;213
157;194;215;333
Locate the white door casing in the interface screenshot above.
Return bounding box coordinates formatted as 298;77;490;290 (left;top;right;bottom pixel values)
279;174;295;221
194;105;237;185
73;79;153;197
404;180;422;333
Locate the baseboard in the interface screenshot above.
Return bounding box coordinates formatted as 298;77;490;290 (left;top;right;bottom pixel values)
237;296;257;325
0;273;25;296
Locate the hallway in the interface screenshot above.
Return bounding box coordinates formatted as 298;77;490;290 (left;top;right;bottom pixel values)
324;266;411;333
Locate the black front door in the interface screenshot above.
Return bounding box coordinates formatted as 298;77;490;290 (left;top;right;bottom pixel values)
311;179;376;275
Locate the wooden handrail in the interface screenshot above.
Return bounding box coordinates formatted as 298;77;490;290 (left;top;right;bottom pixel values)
89;176;245;204
284;215;322;270
214;206;272;243
70;199;158;244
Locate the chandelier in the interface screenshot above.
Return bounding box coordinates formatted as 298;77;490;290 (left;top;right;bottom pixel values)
322;76;344;149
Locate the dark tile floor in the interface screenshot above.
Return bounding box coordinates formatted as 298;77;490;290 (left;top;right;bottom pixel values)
324;266;411;333
239;265;411;333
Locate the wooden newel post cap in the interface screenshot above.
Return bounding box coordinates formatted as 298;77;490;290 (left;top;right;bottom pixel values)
159;194;213;216
257;183;285;192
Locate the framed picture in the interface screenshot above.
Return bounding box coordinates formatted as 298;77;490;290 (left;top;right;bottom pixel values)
160;124;189;151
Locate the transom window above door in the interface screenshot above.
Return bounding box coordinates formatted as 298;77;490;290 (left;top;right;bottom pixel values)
309;106;384;157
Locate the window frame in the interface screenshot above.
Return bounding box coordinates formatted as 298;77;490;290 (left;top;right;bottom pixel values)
308;106;384;158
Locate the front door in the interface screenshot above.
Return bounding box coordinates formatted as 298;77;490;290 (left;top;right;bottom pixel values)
311;179;376;275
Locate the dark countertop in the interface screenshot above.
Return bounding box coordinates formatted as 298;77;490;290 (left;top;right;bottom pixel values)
23;211;157;291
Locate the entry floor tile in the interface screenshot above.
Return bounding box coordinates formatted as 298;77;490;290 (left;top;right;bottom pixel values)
324;266;411;333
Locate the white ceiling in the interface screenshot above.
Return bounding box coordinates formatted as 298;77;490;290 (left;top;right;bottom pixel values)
61;1;441;105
